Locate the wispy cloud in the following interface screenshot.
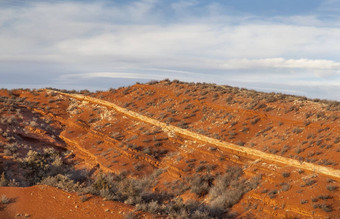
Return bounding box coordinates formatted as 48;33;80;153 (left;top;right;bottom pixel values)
0;0;339;100
219;58;340;72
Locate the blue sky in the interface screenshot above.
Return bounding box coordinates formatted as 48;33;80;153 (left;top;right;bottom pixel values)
0;0;340;100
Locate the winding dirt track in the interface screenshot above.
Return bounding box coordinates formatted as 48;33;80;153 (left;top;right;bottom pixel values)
50;90;340;179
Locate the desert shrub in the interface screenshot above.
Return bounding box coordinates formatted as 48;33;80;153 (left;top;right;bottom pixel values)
250;117;260;125
280;183;291;191
326;185;338;191
122;88;131;95
318;195;333;200
200;91;208;96
146;80;159;85
111;132;124;140
282;172;290;178
3;149;11;156
205;164;216;172
80;195;89;202
19;148;64;185
228;132;237;139
302;179;316;187
133;163;144;171
124;212;139;219
321;204;333;212
316;112;326;119
295;146;304;154
184;104;194;110
143;147;152;155
268;190;278;199
316;139;323;145
327;178;336;183
185;159;196;164
40;174;81;192
230;121;238;127
91;173;111;192
195;165;206;173
88;118;100;123
191;209;210;218
317;159;337;166
236;141;245;146
264;107;274;112
1;194;10;204
256;103;267;109
153;142;162;147
126;135;138;142
86;169;164;205
313;204;333;212
209;166;260;212
334;137;340;144
300;200;308;204
280;145;290;155
268;148;279;154
189;174;214;197
0;173;8;186
210;187;244;211
297;169;305;174
4;143;18;156
177;121;189;129
166;117;176;124
292;127;304;134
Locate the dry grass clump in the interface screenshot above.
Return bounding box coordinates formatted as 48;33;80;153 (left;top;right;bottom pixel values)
1;194;10;204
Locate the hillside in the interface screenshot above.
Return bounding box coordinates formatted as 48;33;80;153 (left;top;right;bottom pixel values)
0;79;339;218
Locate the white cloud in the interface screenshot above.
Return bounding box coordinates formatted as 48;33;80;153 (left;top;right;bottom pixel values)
219;58;340;71
61;68;207;82
0;1;339;100
63;72;159;80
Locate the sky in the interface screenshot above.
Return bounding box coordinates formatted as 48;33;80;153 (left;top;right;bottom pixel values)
0;0;340;100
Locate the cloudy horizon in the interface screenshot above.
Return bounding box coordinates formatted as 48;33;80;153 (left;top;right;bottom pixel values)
1;0;340;100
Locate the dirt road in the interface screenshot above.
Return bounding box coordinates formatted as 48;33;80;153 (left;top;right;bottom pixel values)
51;90;340;179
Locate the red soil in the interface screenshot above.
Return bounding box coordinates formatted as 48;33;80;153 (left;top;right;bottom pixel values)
0;185;146;219
0;80;339;218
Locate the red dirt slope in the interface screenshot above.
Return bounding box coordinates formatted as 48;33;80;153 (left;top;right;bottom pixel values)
0;185;149;219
